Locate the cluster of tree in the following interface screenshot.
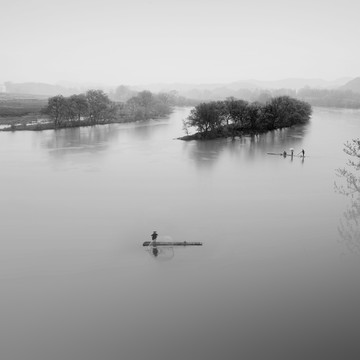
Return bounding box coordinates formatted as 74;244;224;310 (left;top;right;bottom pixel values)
110;86;198;108
117;90;174;121
44;90;115;128
44;89;196;128
110;85;137;102
183;96;312;139
296;88;360;109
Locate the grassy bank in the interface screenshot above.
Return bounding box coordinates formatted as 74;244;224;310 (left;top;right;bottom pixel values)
1;118;139;131
0;93;48;128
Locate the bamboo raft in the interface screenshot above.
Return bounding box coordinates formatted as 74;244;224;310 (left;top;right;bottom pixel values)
143;241;203;247
267;152;305;157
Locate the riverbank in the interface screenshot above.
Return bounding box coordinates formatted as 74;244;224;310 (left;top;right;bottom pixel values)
0;117;147;131
0;95;165;132
178;124;292;141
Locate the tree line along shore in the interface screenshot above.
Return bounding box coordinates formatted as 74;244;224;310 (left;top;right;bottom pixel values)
0;91;311;136
0;89;197;131
180;96;312;140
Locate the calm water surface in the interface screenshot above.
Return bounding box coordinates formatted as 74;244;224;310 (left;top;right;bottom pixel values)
1;107;360;360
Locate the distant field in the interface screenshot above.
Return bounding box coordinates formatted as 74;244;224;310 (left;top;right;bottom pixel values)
0;93;48;125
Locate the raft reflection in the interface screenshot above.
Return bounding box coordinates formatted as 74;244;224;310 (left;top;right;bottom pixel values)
147;246;175;261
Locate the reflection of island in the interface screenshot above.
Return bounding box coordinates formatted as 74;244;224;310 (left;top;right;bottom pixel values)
39;125;120;158
40;118;173;156
335;139;360;254
182;139;231;169
182;124;307;168
125;119;170;141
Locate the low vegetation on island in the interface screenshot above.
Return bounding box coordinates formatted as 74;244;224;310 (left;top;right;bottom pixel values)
180;96;312;140
0;88;197;131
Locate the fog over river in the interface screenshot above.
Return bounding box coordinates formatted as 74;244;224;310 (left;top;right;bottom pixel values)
1;107;360;360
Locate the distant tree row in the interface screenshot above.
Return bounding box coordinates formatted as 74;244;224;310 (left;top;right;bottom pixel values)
173;85;360;109
110;86;198;108
183;96;312;139
297;88;360;109
44;89;197;128
117;90;173;121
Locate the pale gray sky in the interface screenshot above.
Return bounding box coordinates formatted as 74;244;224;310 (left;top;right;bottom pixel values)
1;0;359;85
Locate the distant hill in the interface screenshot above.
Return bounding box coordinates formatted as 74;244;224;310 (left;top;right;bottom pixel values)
141;78;351;93
139;78;352;101
250;77;352;90
3;78;355;102
339;77;360;93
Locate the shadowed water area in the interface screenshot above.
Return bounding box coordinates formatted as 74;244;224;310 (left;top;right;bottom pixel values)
1;107;360;360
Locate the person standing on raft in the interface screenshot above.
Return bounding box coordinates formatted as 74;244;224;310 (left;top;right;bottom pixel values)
150;231;159;256
297;149;305;157
151;231;158;242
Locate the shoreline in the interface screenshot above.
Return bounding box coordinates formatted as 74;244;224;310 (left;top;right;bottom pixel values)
177;124;298;141
0;118;139;132
0;111;175;132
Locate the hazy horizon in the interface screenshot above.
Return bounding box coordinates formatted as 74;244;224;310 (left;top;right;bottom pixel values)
0;76;355;87
1;0;360;85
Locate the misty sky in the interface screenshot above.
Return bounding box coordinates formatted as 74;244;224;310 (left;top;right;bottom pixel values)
1;0;359;85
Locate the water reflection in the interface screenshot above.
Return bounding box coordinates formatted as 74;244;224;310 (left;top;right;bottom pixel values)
38;118;173;159
182;139;231;168
335;139;360;254
144;236;189;261
40;125;120;156
146;246;175;261
183;124;307;167
125;119;170;140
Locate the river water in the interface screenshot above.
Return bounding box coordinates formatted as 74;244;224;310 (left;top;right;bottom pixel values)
0;107;360;360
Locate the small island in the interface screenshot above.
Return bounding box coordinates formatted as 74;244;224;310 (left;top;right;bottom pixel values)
180;96;312;140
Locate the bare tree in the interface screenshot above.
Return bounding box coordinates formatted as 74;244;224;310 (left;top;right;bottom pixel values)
335;139;360;254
